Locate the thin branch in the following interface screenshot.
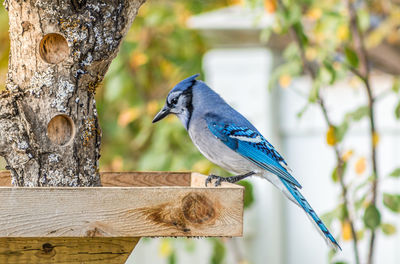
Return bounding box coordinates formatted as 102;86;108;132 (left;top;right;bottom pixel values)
276;1;361;263
347;1;379;264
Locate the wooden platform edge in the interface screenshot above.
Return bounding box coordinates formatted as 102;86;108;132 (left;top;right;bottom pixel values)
0;170;194;187
0;237;140;264
0;171;244;238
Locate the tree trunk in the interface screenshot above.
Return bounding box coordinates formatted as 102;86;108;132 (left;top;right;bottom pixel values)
0;0;145;186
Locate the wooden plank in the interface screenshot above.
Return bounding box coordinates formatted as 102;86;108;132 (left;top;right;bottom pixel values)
0;171;191;187
190;172;238;188
0;171;10;186
0;184;243;237
101;171;191;187
0;237;139;264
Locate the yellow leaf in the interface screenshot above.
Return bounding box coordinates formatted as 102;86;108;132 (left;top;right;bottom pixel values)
342;150;354;162
387;31;400;44
111;156;123;172
326;126;337;146
193;160;213;175
336;24;349;41
264;0;277;13
333;61;341;70
118;107;141;127
314;31;326;44
279;74;291;88
305;47;317;61
349;76;361;88
366;29;385;49
159;239;172;258
228;0;244;6
146;100;160;116
357;229;364;240
165;114;176;123
355;157;366;175
342;220;353;241
306;7;322;21
373;132;380;147
160;59;174;77
129;51;148;69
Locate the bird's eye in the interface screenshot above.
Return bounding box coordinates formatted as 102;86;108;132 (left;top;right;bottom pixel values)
171;98;178;105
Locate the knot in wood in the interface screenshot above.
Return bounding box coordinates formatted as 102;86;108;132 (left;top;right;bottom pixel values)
42;243;54;254
181;193;215;224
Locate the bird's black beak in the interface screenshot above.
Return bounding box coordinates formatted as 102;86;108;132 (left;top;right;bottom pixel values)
152;105;171;123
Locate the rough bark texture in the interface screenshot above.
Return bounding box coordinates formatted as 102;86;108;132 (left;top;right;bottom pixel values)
0;0;145;186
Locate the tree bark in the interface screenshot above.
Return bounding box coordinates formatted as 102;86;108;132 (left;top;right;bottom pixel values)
0;0;145;186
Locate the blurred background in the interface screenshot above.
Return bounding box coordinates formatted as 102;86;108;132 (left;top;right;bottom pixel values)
1;0;400;263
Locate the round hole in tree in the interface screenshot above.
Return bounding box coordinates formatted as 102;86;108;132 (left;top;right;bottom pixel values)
39;33;69;64
47;115;75;146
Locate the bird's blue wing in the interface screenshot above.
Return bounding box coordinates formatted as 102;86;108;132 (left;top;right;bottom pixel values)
206;119;302;189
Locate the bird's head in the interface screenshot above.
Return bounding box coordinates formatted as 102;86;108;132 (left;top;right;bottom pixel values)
152;74;200;129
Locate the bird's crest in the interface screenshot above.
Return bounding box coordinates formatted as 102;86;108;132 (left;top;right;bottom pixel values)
169;74;200;94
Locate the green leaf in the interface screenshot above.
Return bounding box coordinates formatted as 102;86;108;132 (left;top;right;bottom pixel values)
346;106;369;121
395;101;400;119
357;229;365;240
184;239;196;253
389;168;400;178
335;121;349;142
357;9;370;32
392;77;400;93
383;193;400;213
333;262;348;264
321;203;347;227
381;223;397;236
309;81;320;103
331;166;338;182
296;104;309;119
168;252;176;264
323;60;337;85
363;204;381;229
210;238;226;264
237;180;255;208
331;162;347;182
345;46;359;68
354;193;368;211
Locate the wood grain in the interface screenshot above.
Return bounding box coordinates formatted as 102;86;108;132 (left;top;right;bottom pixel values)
0;237;139;264
0;171;192;187
0;175;243;237
0;171;9;186
101;171;191;187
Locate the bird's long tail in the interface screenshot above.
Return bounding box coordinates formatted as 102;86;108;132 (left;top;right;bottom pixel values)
280;178;342;251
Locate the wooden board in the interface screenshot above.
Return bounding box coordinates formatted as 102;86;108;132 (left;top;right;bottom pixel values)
0;171;243;264
0;171;10;187
0;237;139;264
0;171;244;237
0;171;192;187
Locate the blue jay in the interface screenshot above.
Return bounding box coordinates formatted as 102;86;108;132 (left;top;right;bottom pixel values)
153;74;341;250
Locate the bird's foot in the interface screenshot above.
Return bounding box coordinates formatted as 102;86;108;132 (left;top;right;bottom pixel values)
205;172;255;187
205;174;226;187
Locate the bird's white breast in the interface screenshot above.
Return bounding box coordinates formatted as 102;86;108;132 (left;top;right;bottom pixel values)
188;118;258;175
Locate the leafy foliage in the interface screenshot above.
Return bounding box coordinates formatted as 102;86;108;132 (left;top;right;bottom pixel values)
363;205;381;230
210;238;226;264
383;193;400;213
268;0;400;263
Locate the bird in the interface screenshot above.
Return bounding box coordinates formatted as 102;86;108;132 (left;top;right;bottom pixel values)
152;74;341;251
